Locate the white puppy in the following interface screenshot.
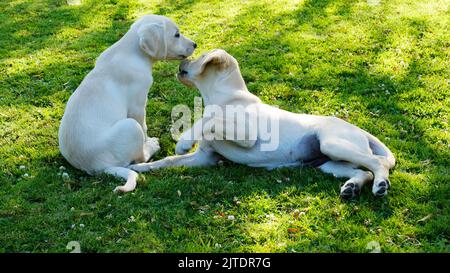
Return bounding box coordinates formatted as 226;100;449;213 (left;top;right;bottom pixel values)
130;49;396;199
58;15;196;192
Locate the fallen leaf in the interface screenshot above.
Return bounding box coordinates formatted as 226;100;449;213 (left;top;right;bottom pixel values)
214;211;225;217
287;228;299;233
417;214;432;223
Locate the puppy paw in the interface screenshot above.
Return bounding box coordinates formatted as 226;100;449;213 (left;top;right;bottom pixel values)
129;163;154;173
144;137;160;161
113;184;137;193
175;139;195;155
372;179;390;197
340;182;361;199
113;186;126;193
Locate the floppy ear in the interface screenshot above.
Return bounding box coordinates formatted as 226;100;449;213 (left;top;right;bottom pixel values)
199;53;229;74
137;23;167;59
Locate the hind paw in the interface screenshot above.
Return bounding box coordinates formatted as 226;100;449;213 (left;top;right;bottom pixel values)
373;179;390;197
340;182;361;199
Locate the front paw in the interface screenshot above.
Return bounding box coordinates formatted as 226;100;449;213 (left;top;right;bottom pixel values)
113;185;130;193
143;137;160;161
129;163;154;173
146;137;160;153
175;139;195;155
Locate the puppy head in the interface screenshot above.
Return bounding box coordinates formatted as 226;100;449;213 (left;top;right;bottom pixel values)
177;49;237;88
137;15;196;60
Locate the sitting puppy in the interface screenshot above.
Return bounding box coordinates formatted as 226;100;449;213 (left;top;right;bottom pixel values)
58;15;196;192
130;49;396;198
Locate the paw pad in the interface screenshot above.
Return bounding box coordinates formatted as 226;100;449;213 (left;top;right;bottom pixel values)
340;182;360;199
375;187;387;197
373;179;390;197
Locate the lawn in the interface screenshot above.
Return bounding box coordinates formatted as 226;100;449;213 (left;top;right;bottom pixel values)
0;0;449;253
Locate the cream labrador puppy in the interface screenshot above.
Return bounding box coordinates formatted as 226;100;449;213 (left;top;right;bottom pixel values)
59;15;196;193
130;49;396;198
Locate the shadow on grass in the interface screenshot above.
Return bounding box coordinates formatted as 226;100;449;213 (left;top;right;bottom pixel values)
0;0;134;106
0;0;98;61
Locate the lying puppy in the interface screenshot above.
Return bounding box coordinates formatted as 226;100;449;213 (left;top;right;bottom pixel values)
59;15;196;192
131;49;396;198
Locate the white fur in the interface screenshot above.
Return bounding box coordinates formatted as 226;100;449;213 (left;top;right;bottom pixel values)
130;49;396;198
58;15;195;192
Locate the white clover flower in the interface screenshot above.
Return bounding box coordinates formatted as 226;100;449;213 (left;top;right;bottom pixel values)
62;172;69;180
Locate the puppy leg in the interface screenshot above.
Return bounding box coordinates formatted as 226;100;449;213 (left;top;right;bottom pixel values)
175;126;198;155
174;118;210;155
319;161;373;199
128;107;159;162
102;118;147;164
105;166;138;193
319;138;391;197
143;137;160;161
96;118;148;192
130;142;219;172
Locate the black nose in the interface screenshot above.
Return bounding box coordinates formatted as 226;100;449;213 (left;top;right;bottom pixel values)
193;42;197;49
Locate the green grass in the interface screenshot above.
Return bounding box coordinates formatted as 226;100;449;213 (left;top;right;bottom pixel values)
0;0;449;253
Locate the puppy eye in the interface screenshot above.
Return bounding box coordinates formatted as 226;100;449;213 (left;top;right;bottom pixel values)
175;33;180;38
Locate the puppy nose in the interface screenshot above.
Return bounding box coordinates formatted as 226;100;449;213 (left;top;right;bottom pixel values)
193;42;197;49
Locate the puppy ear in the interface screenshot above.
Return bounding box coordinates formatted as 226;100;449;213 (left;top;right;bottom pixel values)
199;52;229;74
137;23;166;59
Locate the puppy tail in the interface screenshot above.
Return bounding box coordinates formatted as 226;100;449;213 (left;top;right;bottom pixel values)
365;133;396;168
104;166;138;193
